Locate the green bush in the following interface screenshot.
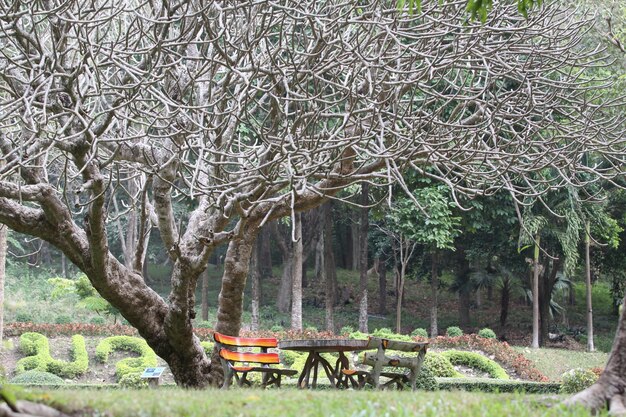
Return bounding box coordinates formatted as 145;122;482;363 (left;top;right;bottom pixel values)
477;328;496;339
279;350;305;368
119;373;149;389
10;370;64;385
270;325;284;332
90;317;106;325
446;326;463;337
416;365;438;391
437;378;561;394
47;335;89;378
560;368;598;394
195;321;212;329
200;341;214;355
441;350;509;380
411;328;428;338
424;353;463;378
15;312;33;323
96;336;158;380
340;326;355;335
55;315;72;325
371;328;413;342
15;332;89;378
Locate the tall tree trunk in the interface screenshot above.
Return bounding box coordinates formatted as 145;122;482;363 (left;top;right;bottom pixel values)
351;220;360;271
531;236;541;349
61;253;67;277
322;203;336;332
396;266;405;333
201;266;210;321
430;252;439;337
291;212;303;331
499;278;511;339
258;225;273;279
250;245;260;332
358;183;369;333
585;222;595;352
378;260;387;315
273;222;292;313
0;225;6;344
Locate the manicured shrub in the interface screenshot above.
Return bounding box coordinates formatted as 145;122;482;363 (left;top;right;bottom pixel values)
96;336;158;380
47;335;89;378
437;378;561;394
15;312;33;323
15;332;89;378
411;328;428;338
10;370;64;385
424;353;463;378
371;328;413;342
446;326;463;337
270;325;284;332
560;368;598;394
441;350;509;380
119;372;149;389
305;326;318;333
477;328;496;339
416;365;438;391
90;317;106;325
279;349;305;368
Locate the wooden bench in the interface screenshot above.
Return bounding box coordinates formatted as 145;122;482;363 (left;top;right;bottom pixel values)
213;332;297;389
342;337;428;390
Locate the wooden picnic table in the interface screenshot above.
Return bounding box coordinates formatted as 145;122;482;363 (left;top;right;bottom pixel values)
278;339;369;389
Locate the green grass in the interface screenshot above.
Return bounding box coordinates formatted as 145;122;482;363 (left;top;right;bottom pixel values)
512;347;608;381
21;388;604;417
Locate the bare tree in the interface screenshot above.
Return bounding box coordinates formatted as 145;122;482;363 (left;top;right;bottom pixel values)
0;0;622;388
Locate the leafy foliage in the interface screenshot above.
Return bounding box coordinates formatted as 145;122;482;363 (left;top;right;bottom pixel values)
15;332;89;378
441;350;509;380
477;328;497;339
424;353;463;378
415;365;438;391
9;371;65;385
95;336;158;380
446;326;464;337
411;328;429;338
560;368;598;394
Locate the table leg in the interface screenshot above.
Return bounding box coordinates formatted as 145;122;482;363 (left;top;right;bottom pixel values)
334;352;351;388
298;352;315;389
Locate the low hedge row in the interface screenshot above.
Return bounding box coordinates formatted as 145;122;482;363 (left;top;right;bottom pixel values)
15;332;88;378
95;336;158;380
441;350;509;380
424;353;463;378
437;378;561;394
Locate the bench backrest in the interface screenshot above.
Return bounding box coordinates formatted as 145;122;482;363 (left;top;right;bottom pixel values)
213;332;278;349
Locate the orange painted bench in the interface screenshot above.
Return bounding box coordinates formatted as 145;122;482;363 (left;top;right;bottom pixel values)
213;332;297;388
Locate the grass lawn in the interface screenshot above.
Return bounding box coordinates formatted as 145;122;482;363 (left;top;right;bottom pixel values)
21;388;604;417
512;347;609;381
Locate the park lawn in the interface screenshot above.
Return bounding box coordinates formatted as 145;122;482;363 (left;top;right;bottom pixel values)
21;388;603;417
512;347;609;381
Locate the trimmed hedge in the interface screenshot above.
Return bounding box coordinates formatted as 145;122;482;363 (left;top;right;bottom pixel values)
411;328;428;338
96;336;158;380
446;327;463;337
477;328;496;339
15;332;89;378
441;350;509;380
416;365;438;391
424;353;463;378
10;370;65;385
437;378;561;393
560;368;598;394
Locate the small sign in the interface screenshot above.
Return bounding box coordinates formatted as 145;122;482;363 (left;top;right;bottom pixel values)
141;367;165;379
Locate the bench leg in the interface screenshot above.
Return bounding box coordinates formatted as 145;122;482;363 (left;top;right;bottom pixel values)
222;366;233;389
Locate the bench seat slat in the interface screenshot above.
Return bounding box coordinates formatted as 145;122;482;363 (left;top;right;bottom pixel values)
219;349;280;364
214;332;278;348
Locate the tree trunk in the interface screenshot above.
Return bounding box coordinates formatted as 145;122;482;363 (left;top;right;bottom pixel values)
291;212;303;331
499;278;511;339
396;266;405;333
277;257;293;313
61;253;67;277
201;266;210;321
378;260;387;315
585;222;595;352
564;291;626;413
322;203;335;332
430;252;439;337
250;245;260;332
351;220;360;271
531;236;540;349
358;183;369;333
0;225;5;344
258;225;273;280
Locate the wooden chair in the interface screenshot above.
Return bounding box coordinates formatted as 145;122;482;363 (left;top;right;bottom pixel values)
342;337;428;390
213;332;297;389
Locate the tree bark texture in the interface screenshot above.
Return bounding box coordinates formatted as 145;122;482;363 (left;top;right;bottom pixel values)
291;212;303;331
0;225;5;344
585;222;595;352
532;237;541;349
250;244;260;332
201;266;209;322
430;252;439;337
358;183;369;333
